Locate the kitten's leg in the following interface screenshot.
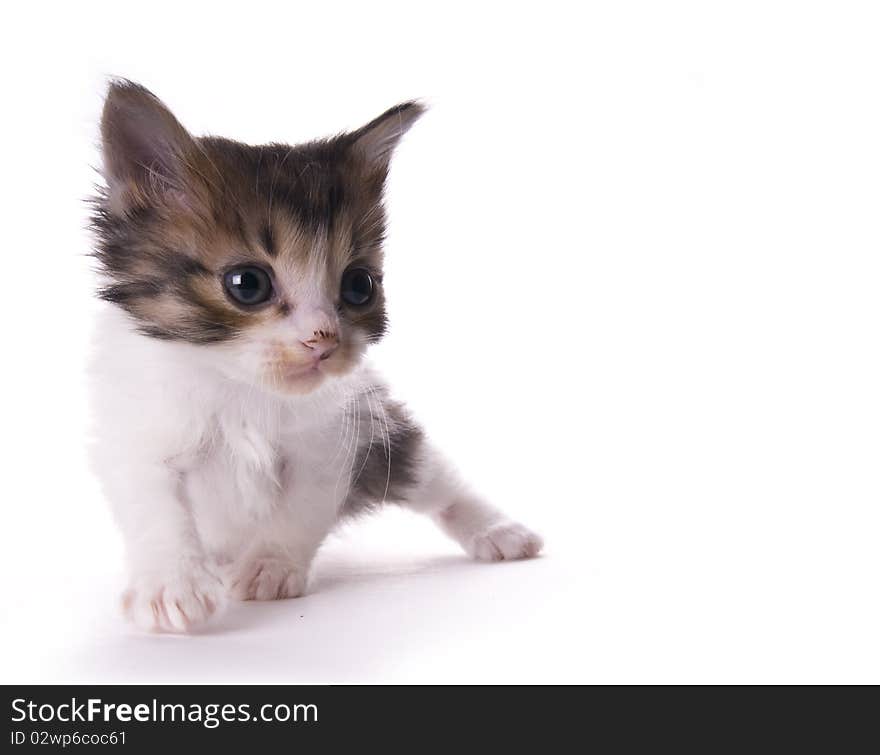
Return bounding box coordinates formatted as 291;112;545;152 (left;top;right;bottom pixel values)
102;462;225;633
226;516;332;602
411;452;544;561
346;393;543;561
226;464;339;601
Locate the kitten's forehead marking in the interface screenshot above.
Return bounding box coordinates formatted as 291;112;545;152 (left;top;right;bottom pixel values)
260;224;277;257
263;209;358;303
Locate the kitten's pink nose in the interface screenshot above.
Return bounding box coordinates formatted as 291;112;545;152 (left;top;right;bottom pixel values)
301;330;339;361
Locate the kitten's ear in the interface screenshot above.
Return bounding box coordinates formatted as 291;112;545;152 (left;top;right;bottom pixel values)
100;79;196;212
348;101;426;175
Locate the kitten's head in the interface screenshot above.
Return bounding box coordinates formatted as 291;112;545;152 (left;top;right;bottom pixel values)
92;80;423;394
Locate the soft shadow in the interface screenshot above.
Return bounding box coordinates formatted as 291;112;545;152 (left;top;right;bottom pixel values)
200;551;541;634
202;552;477;634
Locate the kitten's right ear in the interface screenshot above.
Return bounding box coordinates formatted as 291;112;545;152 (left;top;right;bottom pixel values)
100;79;196;212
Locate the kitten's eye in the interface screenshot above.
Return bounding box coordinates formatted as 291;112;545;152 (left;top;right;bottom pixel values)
340;267;375;306
223;266;273;306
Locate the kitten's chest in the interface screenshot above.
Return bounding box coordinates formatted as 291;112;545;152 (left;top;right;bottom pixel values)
184;394;343;525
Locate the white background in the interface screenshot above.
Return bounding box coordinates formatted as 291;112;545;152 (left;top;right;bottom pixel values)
1;1;878;683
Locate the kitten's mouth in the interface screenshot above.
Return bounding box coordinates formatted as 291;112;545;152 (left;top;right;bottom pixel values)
269;359;330;394
280;360;320;379
265;342;354;395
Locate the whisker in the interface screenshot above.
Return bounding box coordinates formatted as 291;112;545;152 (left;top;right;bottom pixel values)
352;388;377;487
367;384;392;505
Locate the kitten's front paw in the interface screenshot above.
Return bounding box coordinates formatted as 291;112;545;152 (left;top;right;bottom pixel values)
470;522;544;562
228;557;306;601
123;562;226;634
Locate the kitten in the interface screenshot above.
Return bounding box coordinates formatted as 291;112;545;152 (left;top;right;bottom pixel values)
89;80;543;633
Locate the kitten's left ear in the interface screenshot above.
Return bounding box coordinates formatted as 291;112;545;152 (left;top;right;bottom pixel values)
348;101;426;175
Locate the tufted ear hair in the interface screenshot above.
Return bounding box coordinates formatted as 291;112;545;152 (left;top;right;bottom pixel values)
100;79;197;212
347;100;426;176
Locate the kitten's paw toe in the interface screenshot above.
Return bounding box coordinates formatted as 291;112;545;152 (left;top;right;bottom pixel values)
229;557;306;601
123;563;226;634
471;522;544;562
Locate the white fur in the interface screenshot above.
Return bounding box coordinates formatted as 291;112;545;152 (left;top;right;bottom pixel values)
90;306;543;633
